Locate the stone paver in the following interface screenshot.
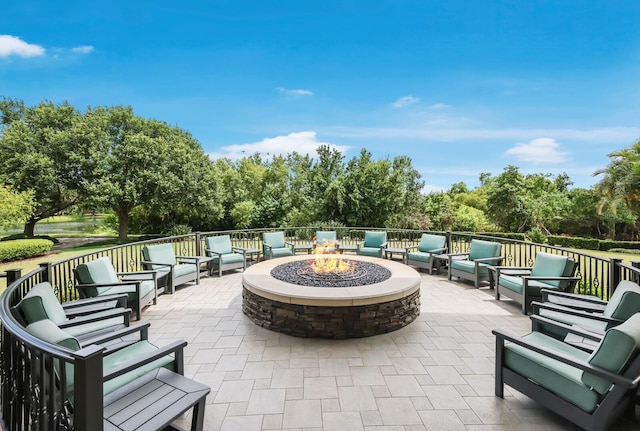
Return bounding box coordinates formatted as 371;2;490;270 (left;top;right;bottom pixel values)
140;269;639;430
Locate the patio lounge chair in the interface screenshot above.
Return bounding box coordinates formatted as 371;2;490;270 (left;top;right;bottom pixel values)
12;281;131;344
205;234;246;276
356;231;387;258
495;252;579;314
494;313;640;431
448;239;503;288
75;256;158;320
405;233;447;274
262;231;294;259
141;243;203;294
314;230;338;253
531;280;640;340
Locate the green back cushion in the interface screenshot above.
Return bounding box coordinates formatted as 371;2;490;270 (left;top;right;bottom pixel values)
26;319;81;351
604;281;640;319
364;231;386;248
468;239;501;260
19;282;67;325
206;235;232;254
316;231;337;245
263;232;286;248
530;253;569;288
419;234;446;252
582;313;640;394
143;244;177;266
75;257;119;285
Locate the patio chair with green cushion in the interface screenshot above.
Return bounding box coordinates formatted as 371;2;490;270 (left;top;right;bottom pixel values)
448;239;503;288
531;280;640;340
205;235;246;277
495;252;579;314
25;318;187;397
314;231;338;253
493;313;640;431
12;281;132;345
356;231;387;258
262;231;294;259
141;243;203;294
75;256;158;320
406;233;447;274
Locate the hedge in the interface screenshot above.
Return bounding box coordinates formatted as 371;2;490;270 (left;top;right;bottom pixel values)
598;240;640;252
0;239;54;262
547;235;601;250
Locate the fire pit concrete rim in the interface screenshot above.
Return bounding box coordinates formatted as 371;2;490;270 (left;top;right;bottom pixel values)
242;254;421;306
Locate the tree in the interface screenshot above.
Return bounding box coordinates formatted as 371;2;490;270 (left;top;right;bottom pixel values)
484;166;528;231
0;98;101;236
88;106;223;239
0;185;34;230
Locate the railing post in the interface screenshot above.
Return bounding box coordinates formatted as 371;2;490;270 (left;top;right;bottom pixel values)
610;258;623;297
631;261;640;284
4;269;22;284
73;344;105;431
38;262;52;283
445;231;451;254
195;232;202;256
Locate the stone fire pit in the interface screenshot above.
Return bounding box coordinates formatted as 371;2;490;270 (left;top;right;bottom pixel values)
242;254;421;339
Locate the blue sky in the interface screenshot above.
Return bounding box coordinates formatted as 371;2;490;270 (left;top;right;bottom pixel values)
2;1;640;192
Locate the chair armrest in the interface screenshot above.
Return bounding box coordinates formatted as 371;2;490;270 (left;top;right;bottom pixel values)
95;322;152;345
541;289;607;309
429;247;447;254
102;339;188;382
474;256;504;264
263;243;274;251
447;252;469;259
529;315;604;341
58;307;132;329
232;247;248;254
492;328;636;387
176;256;201;264
205;248;223;258
531;301;621;325
76;280;142;290
405;245;419;252
62;294;129;315
285;241;295;249
380;241;388;249
117;270;159;278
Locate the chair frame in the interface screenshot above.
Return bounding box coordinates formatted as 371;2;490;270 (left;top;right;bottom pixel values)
405;237;447;274
495;258;580;314
141;245;204;294
448;254;504;288
356;231;388;258
494;315;640;431
262;232;295;260
74;268;159;320
205;235;247;277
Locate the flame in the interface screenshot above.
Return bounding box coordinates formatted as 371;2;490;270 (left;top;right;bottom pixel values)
309;240;355;274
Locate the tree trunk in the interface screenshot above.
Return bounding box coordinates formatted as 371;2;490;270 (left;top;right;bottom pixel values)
23;217;37;238
117;207;129;241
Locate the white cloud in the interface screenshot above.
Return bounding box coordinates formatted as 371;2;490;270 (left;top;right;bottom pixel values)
0;35;45;58
429;103;450;109
393;95;420;108
276;87;314;96
504;138;569;164
71;45;94;54
208;131;349;161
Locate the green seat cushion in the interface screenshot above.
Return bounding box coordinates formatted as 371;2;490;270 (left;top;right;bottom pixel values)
263;232;286;248
19;282;67;325
143;244;177;270
26;319;81;351
102;279;155;303
418;234;446;252
102;340;176;396
604;280;640;320
530;253;570;288
363;231;386;248
269;247;293;258
505;331;598;412
219;253;245;264
75;257;120;286
61;311;127;338
582;313;640;394
174;263;197;278
206;235;233;255
358;247;383;257
468;239;501;260
407;251;434;263
450;260;491;275
498;274;559;296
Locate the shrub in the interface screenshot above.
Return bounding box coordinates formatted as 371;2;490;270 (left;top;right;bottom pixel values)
547;235;600;250
599;240;640;251
163;224;192;237
1;233;59;244
525;227;548;244
0;239;54;262
608;248;640;255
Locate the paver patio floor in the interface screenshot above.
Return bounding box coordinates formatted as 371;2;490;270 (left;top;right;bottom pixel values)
141;268;639;431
